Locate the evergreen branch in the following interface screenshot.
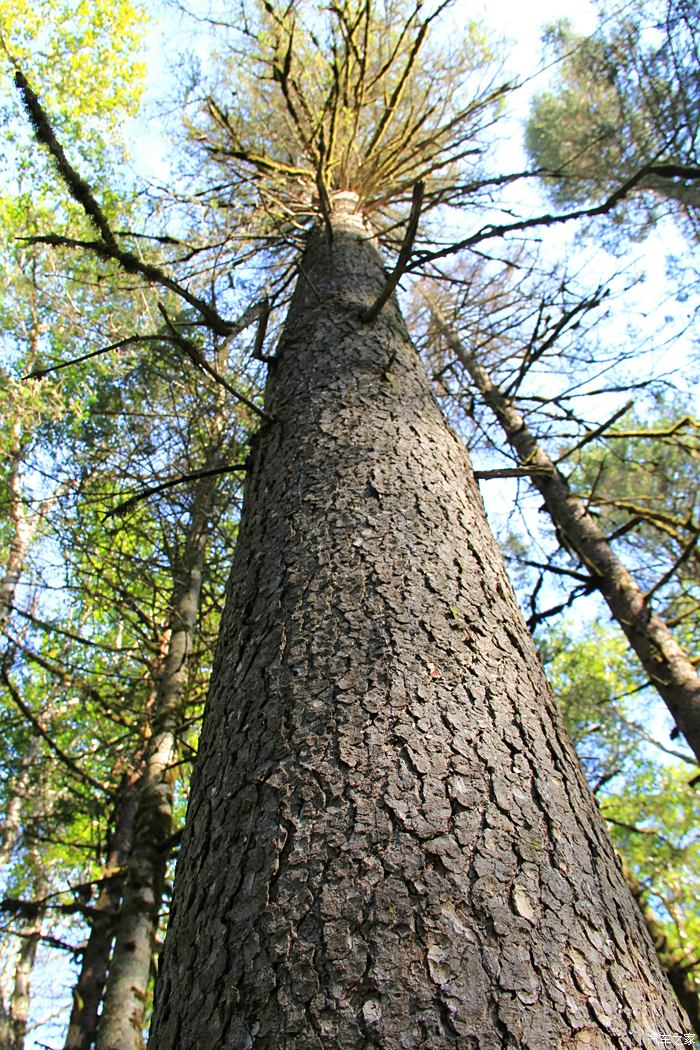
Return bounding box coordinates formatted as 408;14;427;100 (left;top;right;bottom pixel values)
104;462;248;521
362;179;424;322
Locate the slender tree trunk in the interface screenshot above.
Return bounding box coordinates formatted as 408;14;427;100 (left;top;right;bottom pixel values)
0;740;38;876
1;430;33;629
95;471;217;1050
0;875;45;1050
8;909;43;1050
439;323;700;765
65;627;172;1050
64;770;142;1050
149;196;688;1048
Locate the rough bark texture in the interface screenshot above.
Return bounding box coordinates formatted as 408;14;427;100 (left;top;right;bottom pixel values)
96;487;213;1050
442;327;700;765
149;196;689;1048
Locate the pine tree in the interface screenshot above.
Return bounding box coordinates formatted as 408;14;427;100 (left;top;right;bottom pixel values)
13;0;695;1043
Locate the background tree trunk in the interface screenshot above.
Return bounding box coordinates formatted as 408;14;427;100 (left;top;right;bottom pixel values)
95;484;214;1050
149;196;689;1048
439;325;700;764
64;769;142;1050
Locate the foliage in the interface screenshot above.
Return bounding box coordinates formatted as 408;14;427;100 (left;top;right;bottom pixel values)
526;0;700;236
542;620;700;1006
564;401;700;650
0;0;147;178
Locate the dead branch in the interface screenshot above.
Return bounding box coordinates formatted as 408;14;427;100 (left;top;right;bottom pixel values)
362;179;424;322
104;462;248;521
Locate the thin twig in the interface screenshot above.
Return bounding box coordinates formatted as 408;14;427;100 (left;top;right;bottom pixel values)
645;529;700;603
23;334;160;379
555;400;633;464
0;663;107;795
412;163;700;268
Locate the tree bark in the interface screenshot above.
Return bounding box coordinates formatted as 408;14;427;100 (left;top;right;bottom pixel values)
95;465;217;1050
65;626;174;1050
0;435;33;630
0;879;45;1050
439;324;700;766
149;195;689;1048
0;740;38;877
64;769;141;1050
8;911;42;1050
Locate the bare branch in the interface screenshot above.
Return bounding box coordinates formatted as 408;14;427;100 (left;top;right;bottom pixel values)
156;302;274;422
251;297;273;362
473;467;551;479
14;70;117;250
361;179;424;322
104;463;248;521
555;400;634;464
413;163;700;267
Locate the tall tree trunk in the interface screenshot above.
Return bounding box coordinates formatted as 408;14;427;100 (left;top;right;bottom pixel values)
95;469;217;1050
65;627;172;1050
149;196;688;1047
64;769;142;1050
0;876;45;1050
438;323;700;765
